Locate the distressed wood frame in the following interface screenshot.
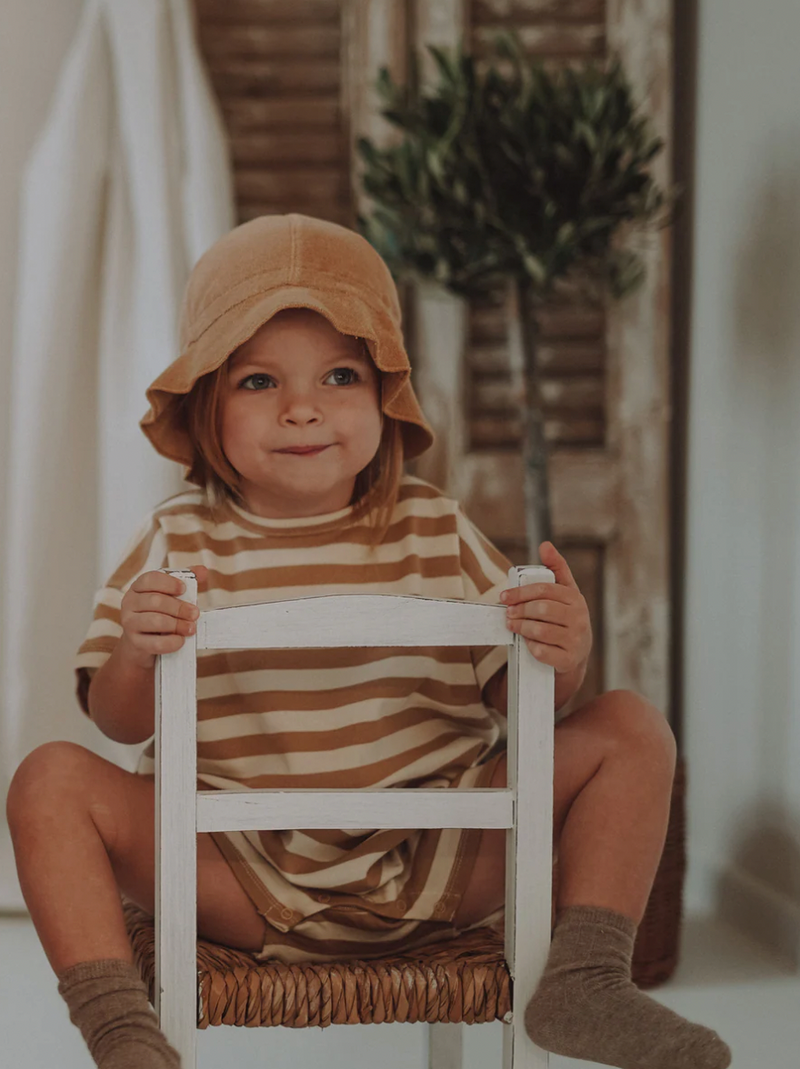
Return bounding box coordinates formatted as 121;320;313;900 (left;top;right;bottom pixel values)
153;567;555;1068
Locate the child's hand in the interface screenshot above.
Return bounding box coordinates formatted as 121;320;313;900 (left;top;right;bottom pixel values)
119;567;209;668
500;542;592;673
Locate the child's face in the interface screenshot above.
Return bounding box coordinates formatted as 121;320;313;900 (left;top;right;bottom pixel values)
220;308;383;518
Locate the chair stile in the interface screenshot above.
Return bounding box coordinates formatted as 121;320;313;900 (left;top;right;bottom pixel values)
153;566;554;1068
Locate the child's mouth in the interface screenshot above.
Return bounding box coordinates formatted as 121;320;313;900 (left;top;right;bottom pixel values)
276;445;331;455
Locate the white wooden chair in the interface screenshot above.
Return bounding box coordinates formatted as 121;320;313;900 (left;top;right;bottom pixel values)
137;564;554;1068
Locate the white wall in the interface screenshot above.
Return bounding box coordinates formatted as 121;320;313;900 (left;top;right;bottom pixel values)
683;0;800;960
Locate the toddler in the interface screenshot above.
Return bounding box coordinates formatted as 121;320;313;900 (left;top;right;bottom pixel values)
7;214;730;1069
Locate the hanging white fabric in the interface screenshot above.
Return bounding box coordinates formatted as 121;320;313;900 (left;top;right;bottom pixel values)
0;0;235;798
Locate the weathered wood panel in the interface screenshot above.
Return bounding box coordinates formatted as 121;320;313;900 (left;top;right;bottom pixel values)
195;0;353;227
603;0;673;709
218;97;342;131
472;23;604;57
465;285;607;450
462;0;609;452
472;0;604;20
199;26;341;59
407;0;672;721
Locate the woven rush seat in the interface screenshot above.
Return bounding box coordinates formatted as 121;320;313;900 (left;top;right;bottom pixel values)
123;900;512;1028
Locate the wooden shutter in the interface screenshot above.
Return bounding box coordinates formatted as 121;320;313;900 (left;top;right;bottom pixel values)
406;0;674;720
193;0;674;721
194;0;353;225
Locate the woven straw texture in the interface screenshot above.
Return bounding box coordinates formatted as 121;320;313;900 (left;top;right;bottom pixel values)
124;901;511;1028
124;758;686;1025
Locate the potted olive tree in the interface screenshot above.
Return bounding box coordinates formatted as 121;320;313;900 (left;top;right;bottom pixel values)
356;31;676;559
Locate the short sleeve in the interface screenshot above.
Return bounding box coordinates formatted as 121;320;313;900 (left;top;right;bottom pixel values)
74;513;168;715
454;505;514;699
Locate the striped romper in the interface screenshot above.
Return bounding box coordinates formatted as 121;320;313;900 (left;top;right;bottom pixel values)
75;475;513;962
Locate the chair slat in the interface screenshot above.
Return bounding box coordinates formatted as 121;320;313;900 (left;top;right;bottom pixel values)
154;573;199;1068
196;787;514;832
503;566;554;1069
197;594;511;650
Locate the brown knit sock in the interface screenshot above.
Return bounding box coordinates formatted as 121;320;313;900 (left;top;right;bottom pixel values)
524;905;731;1069
57;959;182;1068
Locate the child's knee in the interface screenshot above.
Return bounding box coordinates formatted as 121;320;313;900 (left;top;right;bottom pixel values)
6;741;97;829
597;690;676;769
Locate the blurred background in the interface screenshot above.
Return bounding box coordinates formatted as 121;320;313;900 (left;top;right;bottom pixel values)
1;1;800;1066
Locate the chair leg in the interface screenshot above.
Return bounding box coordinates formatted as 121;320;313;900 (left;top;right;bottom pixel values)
428;1022;464;1069
503;1017;549;1068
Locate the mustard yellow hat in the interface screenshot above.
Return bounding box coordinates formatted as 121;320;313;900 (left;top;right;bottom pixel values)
140;213;435;476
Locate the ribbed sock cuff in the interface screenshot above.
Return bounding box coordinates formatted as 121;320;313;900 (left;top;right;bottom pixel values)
554;903;638;938
57;958;142;991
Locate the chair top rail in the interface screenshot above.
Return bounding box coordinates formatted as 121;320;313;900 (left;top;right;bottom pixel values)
196;593;511;650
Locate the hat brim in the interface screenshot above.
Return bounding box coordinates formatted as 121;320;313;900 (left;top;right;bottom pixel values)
140;286;435;474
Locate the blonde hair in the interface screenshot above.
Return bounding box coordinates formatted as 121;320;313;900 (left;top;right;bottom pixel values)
178;342;403;548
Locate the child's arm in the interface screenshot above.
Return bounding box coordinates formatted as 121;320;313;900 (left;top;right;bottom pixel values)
87;569;204;745
87;643;158;745
484;658;589;720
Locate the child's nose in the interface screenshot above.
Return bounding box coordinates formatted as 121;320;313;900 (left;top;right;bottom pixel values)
279;399;322;425
283;411;321;425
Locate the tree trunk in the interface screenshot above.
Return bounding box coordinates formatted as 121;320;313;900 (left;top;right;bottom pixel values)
508;276;552;561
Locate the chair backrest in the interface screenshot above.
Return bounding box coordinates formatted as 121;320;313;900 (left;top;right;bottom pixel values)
153;564;555;1069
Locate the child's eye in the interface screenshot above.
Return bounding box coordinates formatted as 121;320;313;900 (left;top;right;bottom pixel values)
325;367;360;386
239;373;275;391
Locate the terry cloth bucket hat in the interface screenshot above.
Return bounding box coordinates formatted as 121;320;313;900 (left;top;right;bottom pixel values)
140;213;435;478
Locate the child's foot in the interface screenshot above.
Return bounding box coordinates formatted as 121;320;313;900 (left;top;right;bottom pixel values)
57;958;182;1068
524;905;731;1069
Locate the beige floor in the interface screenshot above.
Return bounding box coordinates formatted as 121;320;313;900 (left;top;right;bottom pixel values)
0;912;794;1067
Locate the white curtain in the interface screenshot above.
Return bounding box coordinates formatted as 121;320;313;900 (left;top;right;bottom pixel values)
0;0;235;908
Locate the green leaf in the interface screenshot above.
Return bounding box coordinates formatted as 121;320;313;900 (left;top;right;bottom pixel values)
355;27;671;299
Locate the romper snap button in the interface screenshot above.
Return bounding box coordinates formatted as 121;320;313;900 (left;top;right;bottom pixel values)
316;893;330;903
396;899;407;912
280;908;293;920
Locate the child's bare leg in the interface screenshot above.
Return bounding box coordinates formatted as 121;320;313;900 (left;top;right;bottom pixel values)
550;687;675;920
6;741;268;1066
454;688;730;1069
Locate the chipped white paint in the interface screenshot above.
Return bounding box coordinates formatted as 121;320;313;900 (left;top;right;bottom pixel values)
153;566;554;1069
153;571;198;1066
197;593;511;650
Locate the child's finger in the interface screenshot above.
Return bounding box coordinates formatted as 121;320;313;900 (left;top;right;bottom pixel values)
508;618;565;648
523;639;571;671
500;582;570;606
506;599;567;624
173;566;210;592
128;591;199;622
131;570;189;597
129;633;187;656
133;611;197;637
539;541;579;589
